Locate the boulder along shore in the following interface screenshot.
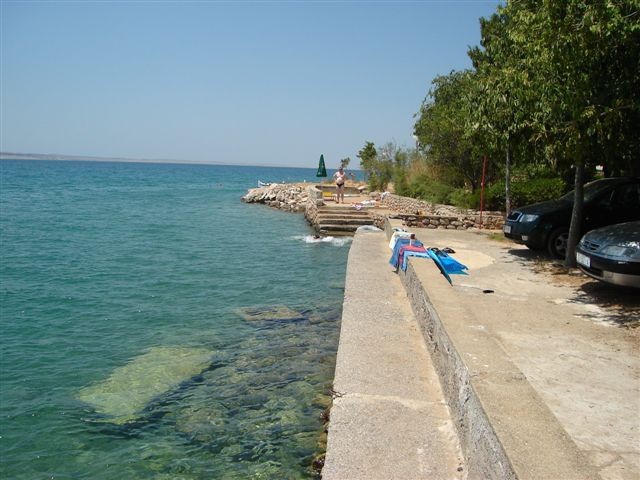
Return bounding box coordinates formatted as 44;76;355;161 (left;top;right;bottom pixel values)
241;183;312;213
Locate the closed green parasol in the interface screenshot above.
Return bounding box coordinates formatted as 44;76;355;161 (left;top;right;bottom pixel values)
316;154;327;177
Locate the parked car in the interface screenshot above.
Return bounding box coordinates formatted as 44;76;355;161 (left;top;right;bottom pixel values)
503;177;640;258
576;221;640;288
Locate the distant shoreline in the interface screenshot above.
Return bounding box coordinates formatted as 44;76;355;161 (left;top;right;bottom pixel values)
0;153;316;170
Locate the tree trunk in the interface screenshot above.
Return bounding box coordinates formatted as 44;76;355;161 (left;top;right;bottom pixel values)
505;142;511;216
564;162;584;268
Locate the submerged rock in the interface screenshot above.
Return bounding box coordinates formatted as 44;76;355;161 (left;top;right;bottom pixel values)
73;304;340;475
173;403;228;444
235;305;304;323
77;346;213;424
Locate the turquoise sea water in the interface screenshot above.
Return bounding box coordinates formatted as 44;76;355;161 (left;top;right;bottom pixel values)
0;160;350;479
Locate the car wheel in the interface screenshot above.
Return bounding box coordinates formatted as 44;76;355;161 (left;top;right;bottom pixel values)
547;228;569;259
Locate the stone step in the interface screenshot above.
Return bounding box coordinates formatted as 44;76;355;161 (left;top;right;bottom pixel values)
317;217;374;226
314;206;375;236
318;208;373;218
318;229;356;237
318;209;370;217
320;206;373;213
397;224;604;480
318;224;361;234
318;209;372;218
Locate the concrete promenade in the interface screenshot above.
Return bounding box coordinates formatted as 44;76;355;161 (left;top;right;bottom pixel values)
323;224;639;480
322;229;465;480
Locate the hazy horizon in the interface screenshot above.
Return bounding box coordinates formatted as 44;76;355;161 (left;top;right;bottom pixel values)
0;150;365;170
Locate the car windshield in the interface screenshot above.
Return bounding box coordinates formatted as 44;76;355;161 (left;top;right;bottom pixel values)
558;179;620;203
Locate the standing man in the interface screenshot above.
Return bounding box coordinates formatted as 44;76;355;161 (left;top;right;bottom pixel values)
333;166;347;204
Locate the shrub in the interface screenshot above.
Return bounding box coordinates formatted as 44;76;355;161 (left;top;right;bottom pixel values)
393;169;410;196
484;177;566;211
448;189;479;209
407;174;455;204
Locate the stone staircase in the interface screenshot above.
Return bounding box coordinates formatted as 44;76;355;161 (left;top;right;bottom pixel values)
315;205;375;236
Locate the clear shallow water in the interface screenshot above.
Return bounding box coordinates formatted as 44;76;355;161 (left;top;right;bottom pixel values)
0;160;350;479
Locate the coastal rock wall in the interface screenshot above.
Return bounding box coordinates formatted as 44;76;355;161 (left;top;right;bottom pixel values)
369;212;389;231
241;183;314;213
304;187;323;225
380;193;504;230
242;185;504;231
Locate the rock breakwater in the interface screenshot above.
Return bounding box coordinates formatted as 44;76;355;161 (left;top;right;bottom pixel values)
241;183;314;213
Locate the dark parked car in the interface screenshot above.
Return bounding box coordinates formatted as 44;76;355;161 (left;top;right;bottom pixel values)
576;221;640;288
503;177;640;258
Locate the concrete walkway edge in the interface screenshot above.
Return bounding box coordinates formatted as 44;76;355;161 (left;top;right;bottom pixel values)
400;262;516;479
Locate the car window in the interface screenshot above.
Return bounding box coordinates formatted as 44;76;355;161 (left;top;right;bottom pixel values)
613;183;640;209
592;189;615;209
559;179;619;203
583;181;619;202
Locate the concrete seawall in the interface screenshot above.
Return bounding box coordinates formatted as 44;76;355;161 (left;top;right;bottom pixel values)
322;229;465;479
399;250;597;480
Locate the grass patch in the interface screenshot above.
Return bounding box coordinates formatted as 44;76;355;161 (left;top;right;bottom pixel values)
486;232;510;243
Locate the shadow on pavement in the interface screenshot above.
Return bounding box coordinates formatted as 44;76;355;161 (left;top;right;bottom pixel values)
505;248;639;329
504;247;549;263
570;281;640;328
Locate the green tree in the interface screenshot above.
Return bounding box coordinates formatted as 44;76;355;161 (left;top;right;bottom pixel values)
414;70;490;192
471;1;640;264
468;6;544;215
548;1;639;264
392;148;411;196
357;142;377;172
375;142;403;192
358;141;392;190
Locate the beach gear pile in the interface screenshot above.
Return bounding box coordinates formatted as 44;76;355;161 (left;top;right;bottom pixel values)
388;227;468;285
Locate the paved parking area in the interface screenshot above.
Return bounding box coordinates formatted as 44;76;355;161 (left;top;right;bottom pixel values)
405;227;639;480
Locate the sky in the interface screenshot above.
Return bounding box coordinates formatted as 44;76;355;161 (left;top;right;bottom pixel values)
1;0;500;168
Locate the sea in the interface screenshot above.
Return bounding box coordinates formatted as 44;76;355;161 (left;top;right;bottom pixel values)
0;159;352;479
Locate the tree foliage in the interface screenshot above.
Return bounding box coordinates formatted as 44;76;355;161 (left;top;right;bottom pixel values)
357;141;391;191
357;142;377;167
408;0;640;262
414;70;494;192
479;0;640;264
353;0;639;262
413;0;639;180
